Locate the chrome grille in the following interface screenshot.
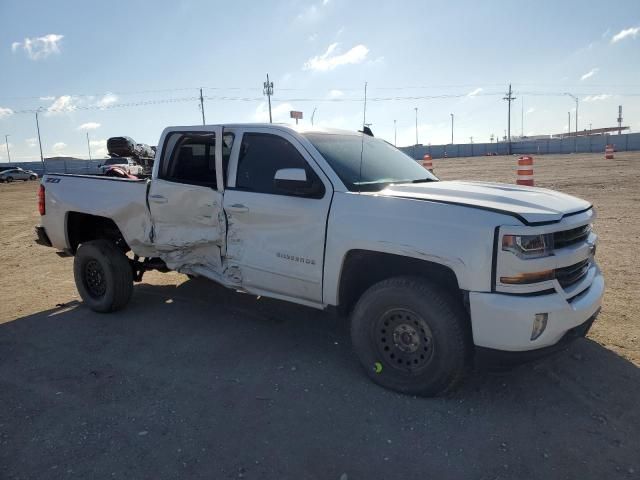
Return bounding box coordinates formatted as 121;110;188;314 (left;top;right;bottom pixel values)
556;259;590;288
554;224;590;249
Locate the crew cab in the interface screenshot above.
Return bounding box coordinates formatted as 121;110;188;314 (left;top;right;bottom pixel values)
35;124;604;396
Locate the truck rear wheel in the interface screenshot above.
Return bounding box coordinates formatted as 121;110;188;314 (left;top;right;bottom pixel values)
73;239;133;313
350;276;471;396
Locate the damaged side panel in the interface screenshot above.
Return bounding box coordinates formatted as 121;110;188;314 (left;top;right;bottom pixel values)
146;178;231;281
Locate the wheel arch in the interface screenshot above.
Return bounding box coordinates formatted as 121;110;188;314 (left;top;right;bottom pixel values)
66;211;129;254
336;249;463;314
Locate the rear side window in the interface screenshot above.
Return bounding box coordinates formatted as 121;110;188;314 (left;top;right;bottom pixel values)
161;132;217;188
236;133;319;195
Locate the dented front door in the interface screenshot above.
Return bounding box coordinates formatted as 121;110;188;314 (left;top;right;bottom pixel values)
148;127;226;274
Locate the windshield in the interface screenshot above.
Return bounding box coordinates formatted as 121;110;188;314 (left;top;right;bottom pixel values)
303;133;437;192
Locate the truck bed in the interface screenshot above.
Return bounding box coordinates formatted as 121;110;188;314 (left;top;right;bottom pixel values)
40;173;154;255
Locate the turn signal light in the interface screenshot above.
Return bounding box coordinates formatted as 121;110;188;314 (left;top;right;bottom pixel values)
500;269;554;284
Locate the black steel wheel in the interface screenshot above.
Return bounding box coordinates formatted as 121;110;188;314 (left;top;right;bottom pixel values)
375;308;435;374
83;259;107;298
350;276;471;396
5;176;13;183
73;239;133;313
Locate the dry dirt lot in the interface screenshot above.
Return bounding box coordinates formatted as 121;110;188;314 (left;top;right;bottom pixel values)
1;153;639;479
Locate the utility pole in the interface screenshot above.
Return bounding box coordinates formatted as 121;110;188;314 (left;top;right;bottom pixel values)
617;105;623;134
414;107;418;145
35;109;44;167
450;113;454;144
199;88;206;125
521;97;524;137
263;74;274;123
311;107;317;126
86;132;92;160
4;134;10;163
393;119;397;146
565;92;578;153
568;111;571;138
565;93;578;134
503;84;516;155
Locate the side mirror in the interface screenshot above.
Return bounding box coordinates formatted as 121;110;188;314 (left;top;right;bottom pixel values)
274;168;323;198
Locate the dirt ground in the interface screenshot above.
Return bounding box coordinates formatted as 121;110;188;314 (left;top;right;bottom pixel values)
1;152;639;479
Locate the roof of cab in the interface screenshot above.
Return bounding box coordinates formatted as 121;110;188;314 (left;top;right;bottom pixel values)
162;123;360;136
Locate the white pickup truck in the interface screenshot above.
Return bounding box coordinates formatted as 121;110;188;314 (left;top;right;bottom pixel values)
35;124;604;396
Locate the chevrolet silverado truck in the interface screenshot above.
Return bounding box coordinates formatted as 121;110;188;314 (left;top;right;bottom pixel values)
35;124;604;396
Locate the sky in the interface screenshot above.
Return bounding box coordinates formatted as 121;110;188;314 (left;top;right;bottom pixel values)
0;0;639;161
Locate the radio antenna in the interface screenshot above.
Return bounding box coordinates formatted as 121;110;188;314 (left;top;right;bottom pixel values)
358;81;367;195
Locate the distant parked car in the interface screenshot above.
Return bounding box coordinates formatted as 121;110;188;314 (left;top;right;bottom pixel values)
98;157;144;176
0;168;38;182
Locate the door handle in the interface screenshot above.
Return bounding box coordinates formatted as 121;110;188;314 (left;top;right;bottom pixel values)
227;203;249;213
149;194;168;204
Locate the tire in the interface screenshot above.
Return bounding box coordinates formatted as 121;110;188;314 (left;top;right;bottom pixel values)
350;276;471;397
29;175;36;180
73;239;133;313
6;176;13;183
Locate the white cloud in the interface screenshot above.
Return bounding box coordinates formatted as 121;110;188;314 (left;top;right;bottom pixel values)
52;142;67;152
327;89;344;98
46;95;77;115
611;26;639;43
26;137;38;147
467;87;483;97
252;102;296;123
11;34;64;60
39;96;55;101
308;33;318;42
77;122;101;130
303;43;369;71
95;93;118;108
0;107;13;119
322;0;330;5
526;107;536;114
367;56;385;66
580;67;599;81
583;94;612;102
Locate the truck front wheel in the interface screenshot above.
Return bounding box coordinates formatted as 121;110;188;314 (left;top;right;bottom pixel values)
350;276;471;396
73;239;133;313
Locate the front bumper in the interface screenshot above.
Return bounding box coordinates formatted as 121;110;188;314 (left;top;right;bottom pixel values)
469;267;604;351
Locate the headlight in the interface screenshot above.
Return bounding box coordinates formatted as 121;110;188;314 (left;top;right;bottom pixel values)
502;233;553;259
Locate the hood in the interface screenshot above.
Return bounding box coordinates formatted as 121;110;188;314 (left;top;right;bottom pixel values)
379;180;591;225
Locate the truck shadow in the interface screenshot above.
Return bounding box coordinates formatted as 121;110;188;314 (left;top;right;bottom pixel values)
1;278;639;479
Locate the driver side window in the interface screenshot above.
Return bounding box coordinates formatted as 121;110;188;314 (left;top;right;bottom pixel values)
235;133;320;196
